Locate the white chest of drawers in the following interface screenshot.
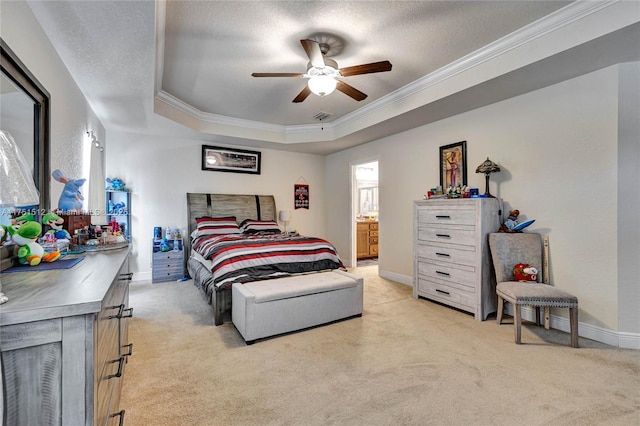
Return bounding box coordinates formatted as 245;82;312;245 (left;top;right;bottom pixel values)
413;198;500;320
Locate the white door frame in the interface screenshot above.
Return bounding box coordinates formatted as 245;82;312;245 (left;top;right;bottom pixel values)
350;157;379;268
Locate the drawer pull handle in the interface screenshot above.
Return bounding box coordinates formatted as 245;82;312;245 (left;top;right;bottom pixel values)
107;356;125;379
435;252;450;257
122;343;133;357
110;409;125;426
436;271;450;276
119;272;133;281
436;289;450;296
435;215;451;219
108;304;125;319
122;307;134;319
435;234;451;238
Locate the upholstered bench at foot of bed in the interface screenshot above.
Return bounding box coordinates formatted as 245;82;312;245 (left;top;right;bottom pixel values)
232;270;363;344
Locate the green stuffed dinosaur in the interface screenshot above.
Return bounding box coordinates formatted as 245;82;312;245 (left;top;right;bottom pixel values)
8;219;60;265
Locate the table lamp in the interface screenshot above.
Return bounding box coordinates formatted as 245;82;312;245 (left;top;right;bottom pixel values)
278;210;291;233
0;130;41;304
475;157;501;198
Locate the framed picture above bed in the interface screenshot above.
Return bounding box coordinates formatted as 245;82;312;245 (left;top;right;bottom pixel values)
439;140;467;189
202;145;261;175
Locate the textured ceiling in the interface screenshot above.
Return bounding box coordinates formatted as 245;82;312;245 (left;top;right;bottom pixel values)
161;1;569;125
24;1;639;154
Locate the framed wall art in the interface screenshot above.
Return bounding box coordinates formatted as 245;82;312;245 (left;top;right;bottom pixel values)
439;141;467;188
202;145;261;175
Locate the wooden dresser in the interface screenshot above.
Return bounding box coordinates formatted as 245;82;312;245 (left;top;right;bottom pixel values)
0;248;132;425
356;221;379;259
413;198;500;320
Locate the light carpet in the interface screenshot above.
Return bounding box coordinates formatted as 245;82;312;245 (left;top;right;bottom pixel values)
121;266;640;425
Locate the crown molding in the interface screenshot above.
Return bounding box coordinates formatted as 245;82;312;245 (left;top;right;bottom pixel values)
155;90;339;144
154;0;629;144
156;90;284;132
332;0;621;128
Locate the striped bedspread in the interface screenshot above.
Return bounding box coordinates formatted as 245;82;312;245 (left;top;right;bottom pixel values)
192;233;345;290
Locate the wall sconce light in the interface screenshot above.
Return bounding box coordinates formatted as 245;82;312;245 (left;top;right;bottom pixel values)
87;131;104;152
278;210;291;233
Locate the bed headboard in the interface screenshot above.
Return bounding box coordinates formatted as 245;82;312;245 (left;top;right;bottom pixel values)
185;193;277;254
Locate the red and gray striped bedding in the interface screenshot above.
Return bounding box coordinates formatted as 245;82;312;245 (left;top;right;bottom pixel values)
191;232;345;291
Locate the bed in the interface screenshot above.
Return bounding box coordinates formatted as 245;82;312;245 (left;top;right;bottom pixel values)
186;193;346;325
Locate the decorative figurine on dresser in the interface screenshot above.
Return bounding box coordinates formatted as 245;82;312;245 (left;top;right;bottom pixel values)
413;198;501;320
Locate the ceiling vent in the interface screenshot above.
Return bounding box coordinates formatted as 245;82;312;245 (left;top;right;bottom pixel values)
313;111;333;121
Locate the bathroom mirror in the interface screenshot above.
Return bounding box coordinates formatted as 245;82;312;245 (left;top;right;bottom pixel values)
0;38;50;213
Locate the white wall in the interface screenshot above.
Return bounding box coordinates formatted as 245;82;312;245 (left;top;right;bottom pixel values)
1;1;105;212
617;62;640;340
326;64;636;341
106;130;326;278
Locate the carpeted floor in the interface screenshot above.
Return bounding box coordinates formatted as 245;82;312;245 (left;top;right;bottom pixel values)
121;266;640;426
356;258;378;267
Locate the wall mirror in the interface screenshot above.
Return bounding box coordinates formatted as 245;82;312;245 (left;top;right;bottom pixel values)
355;161;379;220
0;38;50;215
358;187;379;218
1;38;50;270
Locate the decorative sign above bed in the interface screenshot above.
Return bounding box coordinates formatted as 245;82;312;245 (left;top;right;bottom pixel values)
294;184;309;209
201;145;261;175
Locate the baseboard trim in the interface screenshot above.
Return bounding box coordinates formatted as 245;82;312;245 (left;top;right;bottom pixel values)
618;333;640;350
503;304;640;349
378;269;412;286
133;271;151;282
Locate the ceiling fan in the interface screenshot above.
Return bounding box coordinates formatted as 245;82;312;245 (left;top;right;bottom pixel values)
252;39;392;103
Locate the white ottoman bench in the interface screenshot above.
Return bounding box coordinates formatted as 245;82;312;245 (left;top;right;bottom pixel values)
232;270;363;344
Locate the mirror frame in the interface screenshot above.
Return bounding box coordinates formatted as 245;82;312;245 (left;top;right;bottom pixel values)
1;38;50;212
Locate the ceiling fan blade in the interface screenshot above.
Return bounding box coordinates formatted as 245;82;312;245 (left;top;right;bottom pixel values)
336;81;367;101
292;86;312;103
339;60;392;77
252;73;304;77
300;39;325;68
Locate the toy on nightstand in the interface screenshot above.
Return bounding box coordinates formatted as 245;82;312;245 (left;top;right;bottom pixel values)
42;212;72;240
53;169;86;211
160;238;171;252
8;219;60;265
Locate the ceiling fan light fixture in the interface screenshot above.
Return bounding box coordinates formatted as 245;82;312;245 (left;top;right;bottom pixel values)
308;75;337;97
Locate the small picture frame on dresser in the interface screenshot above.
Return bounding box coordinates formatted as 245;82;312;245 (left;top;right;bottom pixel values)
439;141;467;189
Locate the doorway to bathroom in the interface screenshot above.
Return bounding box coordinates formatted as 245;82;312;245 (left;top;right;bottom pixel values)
353;160;379;268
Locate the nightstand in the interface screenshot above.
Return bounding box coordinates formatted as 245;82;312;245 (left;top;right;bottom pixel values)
151;239;184;283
